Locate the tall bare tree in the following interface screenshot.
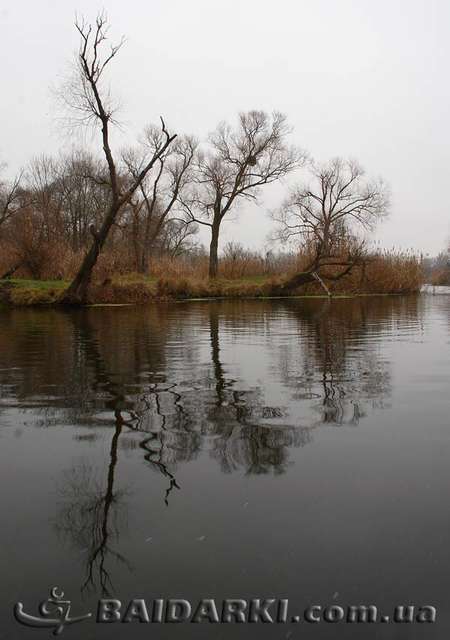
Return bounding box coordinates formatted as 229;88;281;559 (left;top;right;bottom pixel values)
182;110;305;278
60;14;176;303
272;158;389;292
122;131;197;273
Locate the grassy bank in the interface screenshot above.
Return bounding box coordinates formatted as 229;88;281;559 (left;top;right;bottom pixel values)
0;245;423;306
0;275;291;306
0;266;422;307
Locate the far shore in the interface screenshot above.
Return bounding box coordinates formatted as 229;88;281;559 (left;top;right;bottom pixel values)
0;274;425;308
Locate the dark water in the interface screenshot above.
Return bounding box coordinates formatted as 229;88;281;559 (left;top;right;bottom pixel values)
0;296;449;639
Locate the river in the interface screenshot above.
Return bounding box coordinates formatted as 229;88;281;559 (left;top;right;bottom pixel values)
0;295;449;638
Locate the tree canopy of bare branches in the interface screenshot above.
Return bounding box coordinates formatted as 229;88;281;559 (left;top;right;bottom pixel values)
182;110;306;278
272;158;390;291
0;168;26;230
122;131;198;272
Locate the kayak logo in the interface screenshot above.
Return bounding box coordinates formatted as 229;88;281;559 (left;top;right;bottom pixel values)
13;587;92;635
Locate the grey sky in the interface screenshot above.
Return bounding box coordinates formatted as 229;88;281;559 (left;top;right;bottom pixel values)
1;0;449;255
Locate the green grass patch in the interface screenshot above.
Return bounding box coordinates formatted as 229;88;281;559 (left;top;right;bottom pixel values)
2;278;68;290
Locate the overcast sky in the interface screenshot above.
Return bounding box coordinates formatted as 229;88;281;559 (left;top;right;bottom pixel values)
1;0;449;255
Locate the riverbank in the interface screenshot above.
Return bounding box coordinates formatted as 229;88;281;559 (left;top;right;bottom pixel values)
0;272;423;307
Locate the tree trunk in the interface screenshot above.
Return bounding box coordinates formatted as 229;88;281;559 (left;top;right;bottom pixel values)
277;271;316;292
61;202;119;304
139;248;150;275
209;219;220;279
277;260;359;295
61;238;102;304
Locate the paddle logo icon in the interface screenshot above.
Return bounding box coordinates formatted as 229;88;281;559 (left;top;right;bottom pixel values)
14;587;92;635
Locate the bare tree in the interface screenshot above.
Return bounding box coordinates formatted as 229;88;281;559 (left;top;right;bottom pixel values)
272;158;389;292
122;131;197;273
1;153;111;280
162;218;200;258
0;167;31;278
57;150;110;251
25;155;64;242
0;168;26;230
181;110;305;278
60;14;176;303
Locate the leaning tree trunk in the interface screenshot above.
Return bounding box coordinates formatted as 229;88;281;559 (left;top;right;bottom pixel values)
276;259;359;296
209;219;221;279
61;203;120;305
276;270;316;293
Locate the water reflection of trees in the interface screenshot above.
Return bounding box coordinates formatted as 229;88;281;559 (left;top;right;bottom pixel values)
276;298;402;426
0;298;421;474
0;297;421;593
55;423;131;595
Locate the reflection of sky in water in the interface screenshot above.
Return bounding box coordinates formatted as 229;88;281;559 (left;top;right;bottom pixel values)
0;295;449;639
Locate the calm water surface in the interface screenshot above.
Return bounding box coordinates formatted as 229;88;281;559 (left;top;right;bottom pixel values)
0;296;449;639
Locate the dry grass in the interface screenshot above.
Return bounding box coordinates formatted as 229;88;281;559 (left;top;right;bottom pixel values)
85;278;154;305
430;267;450;286
0;247;423;305
319;250;423;295
0;236;423;294
8;286;62;306
156;276;276;299
154;250;422;300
